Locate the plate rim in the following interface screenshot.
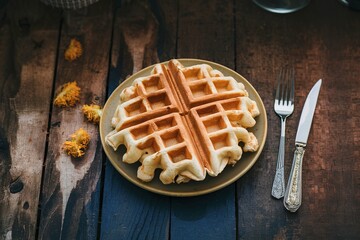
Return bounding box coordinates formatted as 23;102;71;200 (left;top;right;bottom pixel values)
100;58;268;197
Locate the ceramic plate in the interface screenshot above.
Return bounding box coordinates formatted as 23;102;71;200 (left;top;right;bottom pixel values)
100;59;267;197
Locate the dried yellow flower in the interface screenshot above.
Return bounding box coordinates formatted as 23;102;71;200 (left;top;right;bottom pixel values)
54;81;81;107
63;128;90;158
82;104;102;124
65;38;83;61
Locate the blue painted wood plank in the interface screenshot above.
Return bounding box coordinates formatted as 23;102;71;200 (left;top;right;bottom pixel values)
100;162;170;240
171;185;236;240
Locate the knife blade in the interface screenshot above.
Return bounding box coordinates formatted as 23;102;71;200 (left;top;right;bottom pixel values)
283;79;322;212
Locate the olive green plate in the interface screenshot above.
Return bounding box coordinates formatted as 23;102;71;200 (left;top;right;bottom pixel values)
100;59;267;197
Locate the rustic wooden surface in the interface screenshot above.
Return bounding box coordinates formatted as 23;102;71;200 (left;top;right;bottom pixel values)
0;1;61;239
0;0;360;239
37;0;113;239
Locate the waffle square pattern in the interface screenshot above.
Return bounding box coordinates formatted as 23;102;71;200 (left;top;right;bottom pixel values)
105;60;260;184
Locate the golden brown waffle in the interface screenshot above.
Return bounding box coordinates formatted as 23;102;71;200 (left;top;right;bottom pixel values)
111;64;179;131
168;59;248;109
106;113;206;184
105;60;260;184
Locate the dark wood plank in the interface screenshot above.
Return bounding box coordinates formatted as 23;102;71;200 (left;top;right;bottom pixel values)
235;1;360;239
100;1;177;239
37;0;113;239
170;1;236;239
176;0;235;66
0;1;61;239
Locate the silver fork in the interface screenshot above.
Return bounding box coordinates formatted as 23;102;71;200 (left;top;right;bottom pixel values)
271;67;295;199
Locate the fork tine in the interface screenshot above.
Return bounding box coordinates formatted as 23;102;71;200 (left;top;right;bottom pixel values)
283;68;289;105
275;69;282;102
279;67;287;105
275;67;295;106
285;68;291;104
282;68;287;103
289;68;295;104
282;67;294;105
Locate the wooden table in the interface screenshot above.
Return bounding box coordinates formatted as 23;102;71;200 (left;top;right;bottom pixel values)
1;0;360;239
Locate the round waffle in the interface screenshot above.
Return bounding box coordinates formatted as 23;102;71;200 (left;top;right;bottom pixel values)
100;59;267;196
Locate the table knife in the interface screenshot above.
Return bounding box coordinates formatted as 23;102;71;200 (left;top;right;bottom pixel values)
283;79;322;212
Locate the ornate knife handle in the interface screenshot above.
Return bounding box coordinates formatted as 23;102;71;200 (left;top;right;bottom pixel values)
283;143;305;212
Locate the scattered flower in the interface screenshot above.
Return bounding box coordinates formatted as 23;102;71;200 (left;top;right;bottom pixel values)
63;128;90;158
65;38;83;61
54;81;81;107
82;104;102;124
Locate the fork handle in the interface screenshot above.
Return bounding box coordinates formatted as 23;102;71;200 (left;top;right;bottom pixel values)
271;118;286;199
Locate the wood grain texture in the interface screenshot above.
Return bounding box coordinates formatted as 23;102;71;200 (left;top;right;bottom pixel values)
1;0;360;239
235;0;360;239
177;0;235;67
171;1;236;239
37;0;113;239
0;1;60;239
100;1;177;239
